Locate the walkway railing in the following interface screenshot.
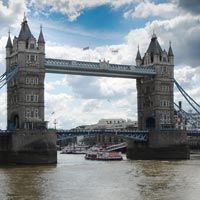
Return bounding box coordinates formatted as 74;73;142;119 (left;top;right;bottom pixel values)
45;58;156;78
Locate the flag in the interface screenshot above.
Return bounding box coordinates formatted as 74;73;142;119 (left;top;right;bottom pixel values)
83;46;89;50
112;49;118;53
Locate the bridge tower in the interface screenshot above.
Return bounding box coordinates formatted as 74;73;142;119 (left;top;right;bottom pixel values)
126;33;189;160
4;17;57;164
136;33;174;130
6;16;46;130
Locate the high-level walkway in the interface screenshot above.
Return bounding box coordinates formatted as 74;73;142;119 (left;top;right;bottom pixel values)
45;58;156;78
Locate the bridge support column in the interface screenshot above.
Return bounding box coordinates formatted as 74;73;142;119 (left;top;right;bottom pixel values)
126;130;190;160
9;130;57;164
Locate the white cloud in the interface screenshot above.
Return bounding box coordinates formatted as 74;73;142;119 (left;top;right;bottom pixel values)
29;0;138;21
0;36;7;74
174;66;200;113
124;1;178;19
0;92;7;129
0;0;200;129
0;0;27;30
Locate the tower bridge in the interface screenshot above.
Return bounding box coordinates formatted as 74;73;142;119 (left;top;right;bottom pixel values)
0;18;189;164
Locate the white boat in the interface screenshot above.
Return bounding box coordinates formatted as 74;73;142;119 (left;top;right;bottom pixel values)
60;145;89;154
85;151;123;161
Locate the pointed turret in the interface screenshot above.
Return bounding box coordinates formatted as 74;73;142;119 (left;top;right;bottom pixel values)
136;45;142;66
145;32;162;63
168;41;174;64
38;25;45;43
146;32;162;55
6;31;13;48
6;31;13;57
38;25;45;53
168;41;174;56
18;15;32;42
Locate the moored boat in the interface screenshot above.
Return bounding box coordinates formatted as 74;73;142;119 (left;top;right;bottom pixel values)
60;145;89;154
85;151;123;161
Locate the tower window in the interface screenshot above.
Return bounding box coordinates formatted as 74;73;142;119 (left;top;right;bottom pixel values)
26;94;39;102
26;77;39;85
35;109;39;118
30;43;35;49
30;55;35;62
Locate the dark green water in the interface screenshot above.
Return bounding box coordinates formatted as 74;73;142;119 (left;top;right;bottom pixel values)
0;152;200;200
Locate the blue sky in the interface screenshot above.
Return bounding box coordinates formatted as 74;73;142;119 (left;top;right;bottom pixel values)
0;0;200;129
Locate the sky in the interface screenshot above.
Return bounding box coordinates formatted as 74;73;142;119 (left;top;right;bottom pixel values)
0;0;200;129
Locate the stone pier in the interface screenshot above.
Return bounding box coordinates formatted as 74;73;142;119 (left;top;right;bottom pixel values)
0;130;57;165
126;130;190;160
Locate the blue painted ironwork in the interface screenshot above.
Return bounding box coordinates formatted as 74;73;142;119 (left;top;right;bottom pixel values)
45;58;156;78
187;130;200;136
57;129;149;142
0;66;20;89
0;130;10;135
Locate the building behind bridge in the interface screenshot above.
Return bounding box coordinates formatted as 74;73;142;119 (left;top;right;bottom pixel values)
67;118;138;147
74;118;138;130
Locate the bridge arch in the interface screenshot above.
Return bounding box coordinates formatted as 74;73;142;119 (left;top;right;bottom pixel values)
145;117;155;129
8;112;19;130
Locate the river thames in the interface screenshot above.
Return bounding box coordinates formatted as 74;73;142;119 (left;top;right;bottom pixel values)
1;152;200;200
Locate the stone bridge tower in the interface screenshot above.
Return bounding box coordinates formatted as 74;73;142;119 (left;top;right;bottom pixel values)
4;17;57;164
136;33;174;130
6;16;46;130
126;33;189;160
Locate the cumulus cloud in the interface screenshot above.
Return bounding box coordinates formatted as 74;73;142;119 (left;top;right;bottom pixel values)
0;0;200;129
0;36;7;74
174;66;200;113
29;0;138;21
146;14;200;67
0;92;7;129
124;1;178;19
0;0;27;30
178;0;200;15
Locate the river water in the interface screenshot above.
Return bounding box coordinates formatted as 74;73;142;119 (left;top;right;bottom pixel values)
1;152;200;200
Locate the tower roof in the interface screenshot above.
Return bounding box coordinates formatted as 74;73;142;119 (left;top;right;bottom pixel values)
168;41;174;56
6;32;13;48
38;25;45;43
136;46;141;60
18;17;33;41
146;33;162;55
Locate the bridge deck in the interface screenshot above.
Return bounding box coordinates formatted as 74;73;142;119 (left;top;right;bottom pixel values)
57;129;149;142
45;58;156;78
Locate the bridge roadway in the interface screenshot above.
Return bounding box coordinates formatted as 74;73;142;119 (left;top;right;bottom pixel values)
1;129;200;141
57;129;149;142
44;58;156;78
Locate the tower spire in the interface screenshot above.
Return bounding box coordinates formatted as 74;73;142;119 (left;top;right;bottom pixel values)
18;15;32;41
136;45;141;60
23;12;27;22
38;24;45;43
168;40;174;56
6;29;13;48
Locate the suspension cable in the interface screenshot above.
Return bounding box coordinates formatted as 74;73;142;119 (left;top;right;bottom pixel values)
0;66;20;89
174;79;200;115
174;79;200;109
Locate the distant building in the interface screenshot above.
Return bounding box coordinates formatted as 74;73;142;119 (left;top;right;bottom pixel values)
174;109;200;130
74;118;138;130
